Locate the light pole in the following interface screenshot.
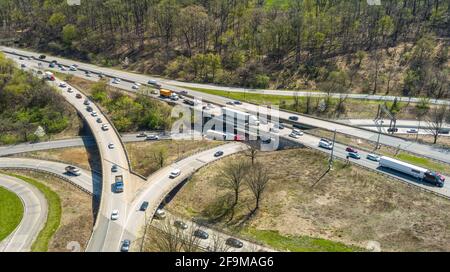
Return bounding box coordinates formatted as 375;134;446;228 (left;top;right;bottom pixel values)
140;210;149;252
416;118;421;142
328;129;337;170
375;120;384;150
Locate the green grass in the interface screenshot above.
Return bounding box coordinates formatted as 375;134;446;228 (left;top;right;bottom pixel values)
395;153;450;174
245;228;362;252
7;173;61;252
0;186;24;241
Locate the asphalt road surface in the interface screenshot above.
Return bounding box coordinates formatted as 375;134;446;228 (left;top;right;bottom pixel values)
0;173;47;252
2;46;449;106
4;48;450;165
48;77;131;252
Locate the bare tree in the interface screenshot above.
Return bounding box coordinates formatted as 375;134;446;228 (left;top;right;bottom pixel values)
218;160;249;220
425;105;448;144
146;219;201;252
147;219;185;252
292;92;300;112
207;233;230;252
152;146;168;169
245;141;259;165
246;163;270;214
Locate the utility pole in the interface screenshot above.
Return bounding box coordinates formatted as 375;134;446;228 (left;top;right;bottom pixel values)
328;129;337;170
140;211;149;252
375;120;384;150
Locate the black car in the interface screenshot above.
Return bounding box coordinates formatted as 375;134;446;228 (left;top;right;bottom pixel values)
233;101;242;105
140;201;149;211
38;54;46;59
193;229;209;240
183;99;195;106
226;238;243;248
289;116;299;121
214;151;224;157
387;128;398;133
274;123;285;130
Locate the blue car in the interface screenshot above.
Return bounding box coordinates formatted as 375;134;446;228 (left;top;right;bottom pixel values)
347;152;361;159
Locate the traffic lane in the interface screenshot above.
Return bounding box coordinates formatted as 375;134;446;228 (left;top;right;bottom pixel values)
4;48;449;106
278;129;450;197
0;137;96;157
0;157;98;194
360;126;450;137
0;174;47;252
123;143;245;250
150;213;270;252
54;79;130;252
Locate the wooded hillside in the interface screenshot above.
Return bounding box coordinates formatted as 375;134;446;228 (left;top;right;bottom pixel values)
0;0;448;96
0;53;77;144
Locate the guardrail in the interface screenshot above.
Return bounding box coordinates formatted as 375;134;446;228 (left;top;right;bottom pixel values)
0;167;92;195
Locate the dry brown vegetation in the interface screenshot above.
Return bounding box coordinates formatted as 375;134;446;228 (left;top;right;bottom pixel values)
21;140;223;177
168;147;450;252
23;145;100;172
127;140;223;177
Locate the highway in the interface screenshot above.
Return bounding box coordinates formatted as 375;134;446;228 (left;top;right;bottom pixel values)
0;173;47;252
45;77;132;252
0;157;100;195
0;148;273;252
121;142;266;252
0;132;184;157
2;46;449;106
3;48;450;165
3;48;450;252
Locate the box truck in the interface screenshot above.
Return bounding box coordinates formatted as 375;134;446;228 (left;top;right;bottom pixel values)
160;89;172;98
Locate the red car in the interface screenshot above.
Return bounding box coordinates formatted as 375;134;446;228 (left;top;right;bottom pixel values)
346;147;358;153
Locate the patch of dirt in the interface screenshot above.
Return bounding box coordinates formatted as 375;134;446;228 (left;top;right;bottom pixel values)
167;148;450;252
126;140;224;177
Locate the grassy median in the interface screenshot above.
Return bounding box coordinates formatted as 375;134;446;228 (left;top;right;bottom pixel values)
0;186;24;241
7;173;61;252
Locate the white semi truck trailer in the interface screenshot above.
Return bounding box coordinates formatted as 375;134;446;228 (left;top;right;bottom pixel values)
379;156;444;187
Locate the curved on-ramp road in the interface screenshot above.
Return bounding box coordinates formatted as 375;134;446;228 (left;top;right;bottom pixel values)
0;173;47;252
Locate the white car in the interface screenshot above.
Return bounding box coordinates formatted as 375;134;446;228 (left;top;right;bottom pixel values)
154;209;166;220
292;129;304;136
132;84;140;90
67;88;73;93
289;133;300;139
69;65;77;71
108;143;115;149
169;169;181;178
112;78;121;84
319;139;333;150
59;82;67;88
111;210;119;220
60;66;66;71
270;127;280;133
91;111;98;117
146;135;159;141
102;124;109;131
367;154;381;162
